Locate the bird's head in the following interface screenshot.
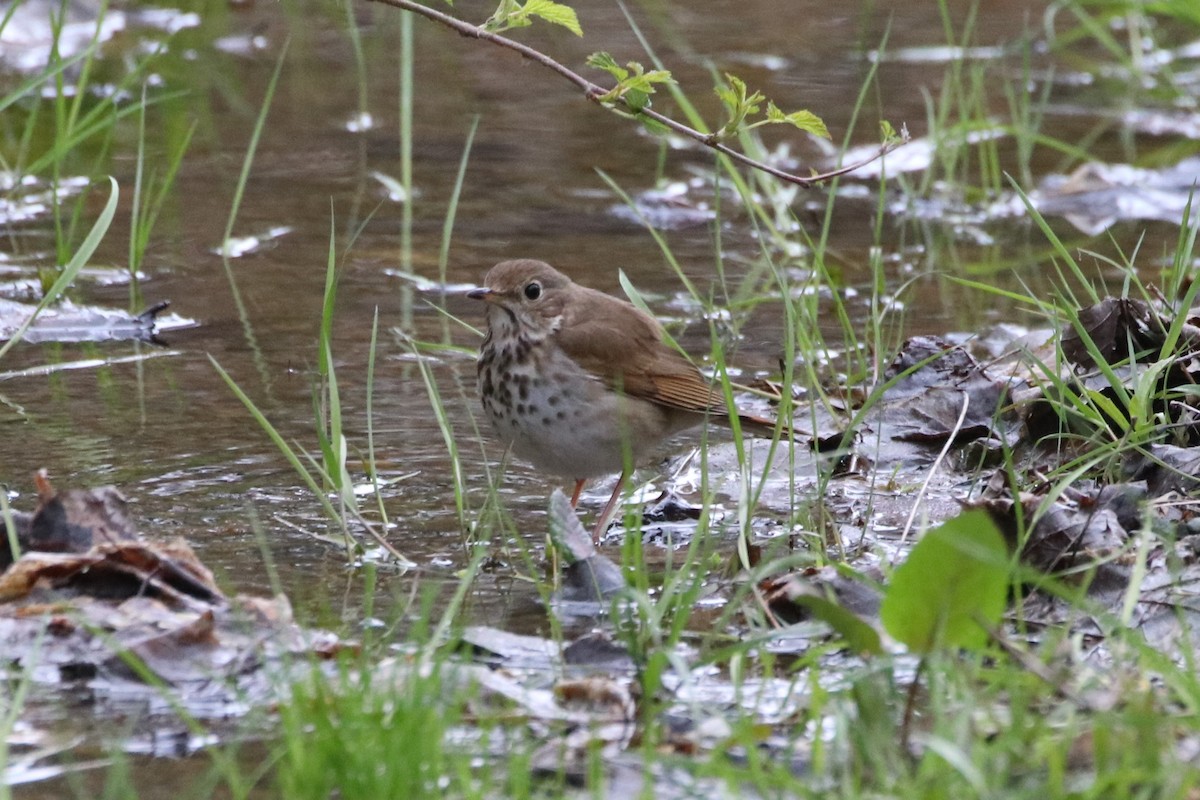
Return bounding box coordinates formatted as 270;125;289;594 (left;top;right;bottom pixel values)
468;259;572;337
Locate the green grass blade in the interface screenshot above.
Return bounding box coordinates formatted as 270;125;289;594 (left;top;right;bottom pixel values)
0;176;118;362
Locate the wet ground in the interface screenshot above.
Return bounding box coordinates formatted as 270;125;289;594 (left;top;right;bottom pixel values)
2;0;1200;791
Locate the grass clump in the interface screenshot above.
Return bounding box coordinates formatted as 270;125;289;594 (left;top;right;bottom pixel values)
276;660;463;800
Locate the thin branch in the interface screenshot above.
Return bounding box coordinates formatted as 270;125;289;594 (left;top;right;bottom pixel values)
364;0;907;187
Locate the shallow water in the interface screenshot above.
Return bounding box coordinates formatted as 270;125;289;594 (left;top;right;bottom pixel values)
1;0;1198;778
2;0;1196;582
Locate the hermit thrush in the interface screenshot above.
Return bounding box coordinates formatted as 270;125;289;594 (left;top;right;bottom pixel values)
468;259;783;542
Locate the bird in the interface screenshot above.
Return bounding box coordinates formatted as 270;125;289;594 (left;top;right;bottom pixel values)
468;259;785;543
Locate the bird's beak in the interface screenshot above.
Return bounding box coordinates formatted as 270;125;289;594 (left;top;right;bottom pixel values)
467;287;494;301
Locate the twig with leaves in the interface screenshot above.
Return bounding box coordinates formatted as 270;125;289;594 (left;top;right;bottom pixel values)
364;0;907;187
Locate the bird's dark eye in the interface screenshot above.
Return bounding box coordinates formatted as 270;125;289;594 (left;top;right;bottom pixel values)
524;281;542;301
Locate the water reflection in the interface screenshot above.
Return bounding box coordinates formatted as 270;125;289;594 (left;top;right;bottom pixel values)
0;0;1194;632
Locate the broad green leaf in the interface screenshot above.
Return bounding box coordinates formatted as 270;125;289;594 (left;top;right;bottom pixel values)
715;85;737;111
880;510;1009;653
641;69;673;86
587;56;673;109
638;114;669;135
624;89;650;112
765;101;830;139
880;119;898;141
522;0;582;36
482;0;523;31
587;52;626;81
624;72;672;94
638;115;667;134
725;74;762;112
723;74;747;104
783;593;882;656
714;73;765;136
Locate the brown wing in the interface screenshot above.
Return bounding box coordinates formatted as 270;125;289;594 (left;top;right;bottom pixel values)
553;286;725;415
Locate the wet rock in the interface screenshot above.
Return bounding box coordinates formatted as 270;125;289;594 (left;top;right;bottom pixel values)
546;489;626;603
562;631;634;671
641;490;703;523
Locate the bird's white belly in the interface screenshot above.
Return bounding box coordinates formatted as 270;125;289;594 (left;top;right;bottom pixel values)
481;342;692;479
